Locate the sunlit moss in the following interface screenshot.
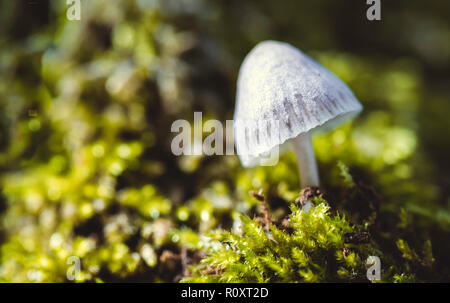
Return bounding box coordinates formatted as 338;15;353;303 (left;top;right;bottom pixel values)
0;0;449;283
184;197;380;282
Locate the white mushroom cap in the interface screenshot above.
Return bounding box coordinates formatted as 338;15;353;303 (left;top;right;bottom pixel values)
234;40;363;167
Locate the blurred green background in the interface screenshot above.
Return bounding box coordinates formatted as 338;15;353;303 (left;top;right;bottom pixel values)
0;0;449;282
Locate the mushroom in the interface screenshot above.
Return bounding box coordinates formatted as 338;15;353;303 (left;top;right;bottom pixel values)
234;41;362;192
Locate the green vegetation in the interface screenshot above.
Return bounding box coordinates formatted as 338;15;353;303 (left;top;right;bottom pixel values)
183;166;437;283
184;195;376;283
0;0;449;282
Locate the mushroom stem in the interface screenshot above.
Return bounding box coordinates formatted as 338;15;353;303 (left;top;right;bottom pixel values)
291;132;320;188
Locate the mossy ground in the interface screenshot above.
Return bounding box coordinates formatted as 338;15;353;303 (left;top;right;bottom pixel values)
183;169;438;283
0;0;449;282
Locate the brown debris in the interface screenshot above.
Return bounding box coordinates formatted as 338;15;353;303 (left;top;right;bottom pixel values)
250;190;295;236
295;186;328;207
250;190;272;232
344;232;371;244
202;265;225;276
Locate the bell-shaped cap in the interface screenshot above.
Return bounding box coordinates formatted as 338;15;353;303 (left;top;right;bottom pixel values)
234;40;363;167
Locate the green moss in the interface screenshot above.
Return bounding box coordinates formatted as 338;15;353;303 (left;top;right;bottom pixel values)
183;196;382;282
0;0;449;283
